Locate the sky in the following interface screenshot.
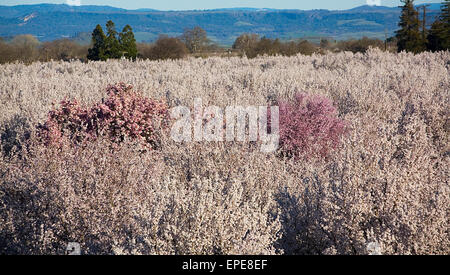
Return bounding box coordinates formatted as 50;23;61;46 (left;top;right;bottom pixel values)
0;0;438;11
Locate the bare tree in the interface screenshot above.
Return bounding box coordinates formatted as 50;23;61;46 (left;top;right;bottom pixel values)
180;26;210;53
40;39;88;62
232;33;260;57
11;34;40;63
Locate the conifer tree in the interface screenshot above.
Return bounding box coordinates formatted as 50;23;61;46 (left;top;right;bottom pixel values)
396;0;426;53
439;0;450;49
104;20;121;59
427;20;446;51
119;25;137;60
87;24;106;61
427;0;450;51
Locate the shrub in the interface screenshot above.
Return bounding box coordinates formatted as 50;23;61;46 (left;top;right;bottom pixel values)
1;49;448;255
0;137;281;255
254;37;282;57
147;35;188;60
233;33;260;58
296;40;317;56
337;37;385;53
11;35;40;63
0;40;17;64
37;83;169;149
232;35;318;58
39;39;88;62
137;42;153;59
0;115;31;158
278;93;348;159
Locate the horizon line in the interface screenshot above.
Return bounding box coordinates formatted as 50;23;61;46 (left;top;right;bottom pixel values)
0;2;439;12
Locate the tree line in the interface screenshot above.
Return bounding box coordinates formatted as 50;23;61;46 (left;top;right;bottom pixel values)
0;0;448;64
0;35;89;64
0;29;394;65
396;0;449;53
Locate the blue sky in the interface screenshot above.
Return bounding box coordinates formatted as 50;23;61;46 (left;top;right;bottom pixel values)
0;0;437;10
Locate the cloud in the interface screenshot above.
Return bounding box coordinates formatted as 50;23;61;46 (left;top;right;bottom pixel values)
66;0;81;6
366;0;381;6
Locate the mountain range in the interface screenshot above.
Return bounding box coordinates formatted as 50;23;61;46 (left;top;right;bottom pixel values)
0;3;443;46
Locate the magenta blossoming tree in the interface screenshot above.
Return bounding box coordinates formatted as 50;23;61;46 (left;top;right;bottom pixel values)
278;93;349;159
38;83;170;149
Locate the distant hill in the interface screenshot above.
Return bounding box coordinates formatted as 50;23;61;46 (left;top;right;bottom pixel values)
207;8;279;12
0;4;127;18
0;3;442;46
134;8;160;12
348;5;398;12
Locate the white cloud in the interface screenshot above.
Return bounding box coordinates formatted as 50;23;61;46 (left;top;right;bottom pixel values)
366;0;381;6
66;0;81;6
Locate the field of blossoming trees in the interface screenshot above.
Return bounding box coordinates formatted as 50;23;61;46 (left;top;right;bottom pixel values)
0;48;448;255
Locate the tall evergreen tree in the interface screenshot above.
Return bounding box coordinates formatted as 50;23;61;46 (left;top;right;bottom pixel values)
104;20;121;59
396;0;426;53
440;0;450;49
427;0;450;51
427;20;446;51
119;25;137;60
442;0;450;24
87;24;106;61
